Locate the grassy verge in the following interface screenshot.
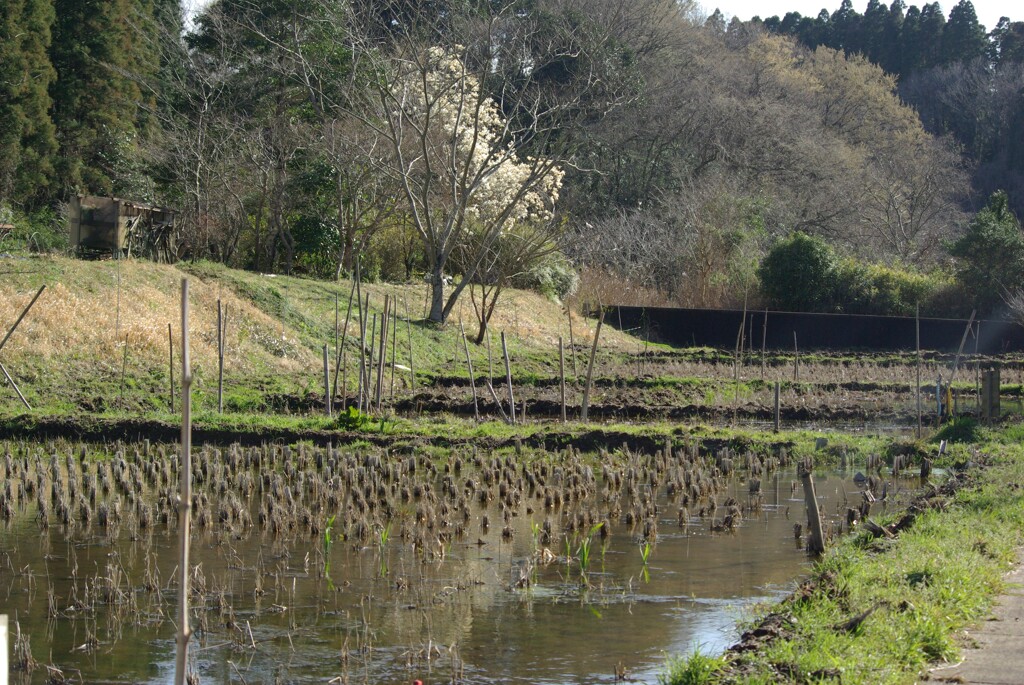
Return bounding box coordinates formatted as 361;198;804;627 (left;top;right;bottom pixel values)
662;424;1024;685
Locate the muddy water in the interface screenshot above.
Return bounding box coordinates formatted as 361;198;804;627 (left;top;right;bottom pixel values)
1;454;913;685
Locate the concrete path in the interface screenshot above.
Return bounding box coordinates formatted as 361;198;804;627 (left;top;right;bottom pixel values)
931;555;1024;684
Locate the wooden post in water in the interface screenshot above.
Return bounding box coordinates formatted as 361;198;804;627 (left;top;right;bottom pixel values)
559;336;567;423
501;331;516;424
800;461;825;554
174;278;194;685
322;344;332;417
581;308;605;422
774;381;780;433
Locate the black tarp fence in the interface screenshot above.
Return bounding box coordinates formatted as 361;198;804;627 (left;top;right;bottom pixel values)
606;306;1024;353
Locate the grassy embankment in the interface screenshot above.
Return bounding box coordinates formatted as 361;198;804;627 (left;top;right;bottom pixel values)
663;421;1024;685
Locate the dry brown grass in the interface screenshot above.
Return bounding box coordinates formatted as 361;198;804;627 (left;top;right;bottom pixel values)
0;259;316;376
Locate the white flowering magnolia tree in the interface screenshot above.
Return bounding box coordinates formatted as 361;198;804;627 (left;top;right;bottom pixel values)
372;44;566;323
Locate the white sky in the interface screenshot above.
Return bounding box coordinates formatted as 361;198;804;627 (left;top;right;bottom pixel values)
700;0;1016;30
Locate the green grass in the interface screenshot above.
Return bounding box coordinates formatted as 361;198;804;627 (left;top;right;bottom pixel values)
699;425;1024;684
661;648;726;685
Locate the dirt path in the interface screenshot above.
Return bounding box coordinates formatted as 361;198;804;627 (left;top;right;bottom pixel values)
931;550;1024;684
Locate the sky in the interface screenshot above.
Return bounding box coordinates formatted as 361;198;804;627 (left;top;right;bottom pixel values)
700;0;1016;30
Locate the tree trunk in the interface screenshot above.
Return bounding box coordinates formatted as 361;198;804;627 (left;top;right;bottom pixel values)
429;261;446;323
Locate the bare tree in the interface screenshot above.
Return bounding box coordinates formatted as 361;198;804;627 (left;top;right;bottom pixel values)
347;0;635;323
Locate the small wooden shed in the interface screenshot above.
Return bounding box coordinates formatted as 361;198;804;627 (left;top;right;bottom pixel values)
69;195;176;261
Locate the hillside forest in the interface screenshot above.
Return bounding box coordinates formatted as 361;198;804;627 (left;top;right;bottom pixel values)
1;0;1023;329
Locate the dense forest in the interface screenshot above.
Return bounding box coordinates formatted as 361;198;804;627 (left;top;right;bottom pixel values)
1;0;1021;326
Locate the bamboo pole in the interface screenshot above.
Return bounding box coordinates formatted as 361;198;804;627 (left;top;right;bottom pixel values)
405;297;415;392
357;296;369;412
119;333;130;402
375;296;390;411
559;336;567;423
761;309;768;380
332;278;356;400
460;320;479;420
501;331;516;425
581;308;605;422
916;304;922;438
0;285;45;355
567;304;578;379
0;360;30;410
774;381;780;433
365;312;377;413
217;300;224;413
793;331;800;383
174;279;194;685
168;323;174;413
486;330;494;385
390;303;398;401
322;344;332;416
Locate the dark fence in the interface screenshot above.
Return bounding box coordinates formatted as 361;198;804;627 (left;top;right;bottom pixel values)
606;306;1024;353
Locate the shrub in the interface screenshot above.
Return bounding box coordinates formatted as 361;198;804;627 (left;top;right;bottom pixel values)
758;232;838;311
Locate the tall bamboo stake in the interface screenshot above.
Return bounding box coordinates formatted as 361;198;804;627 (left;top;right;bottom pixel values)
365;312;377;413
486;330;494;385
793;331;800;383
115;252;121;341
501;331;516;424
375;297;390;410
119;333;130;402
404;297;415;391
357;296;369;412
174;278;194;685
168;323;174;413
332;278;356;399
567;305;578;379
323;344;332;417
0;360;30;410
761;309;768;380
916;304;922;438
460;320;479;420
559;336;567;423
581;308;605;422
217;300;224;413
390;303;398;400
0;285;45;355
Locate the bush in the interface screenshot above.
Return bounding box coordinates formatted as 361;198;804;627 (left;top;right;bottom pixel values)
759;232;838;311
833;260;951;316
0;205;67;254
759;232;956;316
511;254;579;301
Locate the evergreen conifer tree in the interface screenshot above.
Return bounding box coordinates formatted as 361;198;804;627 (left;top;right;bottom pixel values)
0;0;58;207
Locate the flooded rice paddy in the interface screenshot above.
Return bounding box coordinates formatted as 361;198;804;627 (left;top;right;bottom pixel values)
1;439;920;684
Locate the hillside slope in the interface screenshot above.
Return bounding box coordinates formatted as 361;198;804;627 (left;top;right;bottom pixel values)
0;255;625;416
